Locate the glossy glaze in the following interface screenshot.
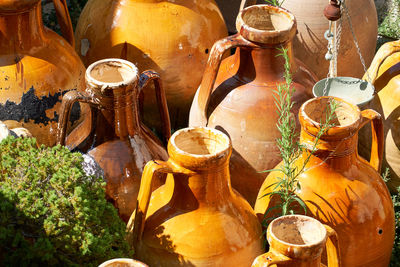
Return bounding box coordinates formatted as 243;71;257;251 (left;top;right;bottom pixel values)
0;0;85;146
57;59;171;223
255;97;395;267
74;0;227;130
281;0;378;79
252;215;340;267
189;5;316;205
127;127;263;266
360;40;400;191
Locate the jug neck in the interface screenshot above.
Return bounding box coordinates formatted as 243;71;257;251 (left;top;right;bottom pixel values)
0;2;45;51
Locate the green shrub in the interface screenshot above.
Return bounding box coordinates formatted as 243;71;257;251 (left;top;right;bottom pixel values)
392;187;400;266
0;137;130;266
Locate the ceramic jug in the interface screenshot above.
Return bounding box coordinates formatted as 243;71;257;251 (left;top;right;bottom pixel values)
99;258;148;267
74;0;227;130
359;40;400;191
189;4;316;205
57;58;171;223
254;97;395;266
0;0;86;146
252;215;341;267
127;127;264;266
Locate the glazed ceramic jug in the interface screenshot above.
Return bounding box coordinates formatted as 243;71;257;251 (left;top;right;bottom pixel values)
57;58;171;223
359;40;400;191
0;0;86;146
99;258;148;267
74;0;227;130
127;127;264;266
254;97;395;266
252;215;341;267
189;4;316;205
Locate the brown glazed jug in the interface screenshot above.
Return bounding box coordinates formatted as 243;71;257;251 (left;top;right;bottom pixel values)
57;58;171;223
359;40;400;191
74;0;227;130
127;127;263;266
252;215;341;267
0;0;86;146
189;4;316;205
254;97;395;266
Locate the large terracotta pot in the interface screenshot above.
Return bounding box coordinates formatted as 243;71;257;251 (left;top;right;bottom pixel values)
0;0;86;146
254;97;395;266
281;0;378;80
127;127;264;266
359;40;400;191
57;58;171;223
252;215;341;267
189;5;316;205
74;0;227;130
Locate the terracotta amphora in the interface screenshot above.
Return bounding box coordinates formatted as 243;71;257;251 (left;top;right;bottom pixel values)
252;215;341;267
127;127;264;266
279;0;378;80
57;58;171;223
254;97;395;266
74;0;227;130
359;40;400;191
0;0;86;146
99;258;148;267
189;4;316;206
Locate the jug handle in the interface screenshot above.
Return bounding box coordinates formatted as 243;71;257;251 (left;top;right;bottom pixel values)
193;34;253;126
251;251;292;266
360;109;384;172
324;225;341;267
52;0;75;47
138;70;171;146
57;90;97;148
363;40;400;84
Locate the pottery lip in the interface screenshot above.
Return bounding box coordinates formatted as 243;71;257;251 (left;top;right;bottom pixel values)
267;215;327;259
236;4;297;44
168;127;232;169
98;258;148;267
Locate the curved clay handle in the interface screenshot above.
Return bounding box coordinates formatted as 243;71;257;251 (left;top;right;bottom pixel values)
52;0;75;47
138;70;171;145
360;109;384;172
57;90;96;147
251;251;292;267
240;0;257;11
193;34;253;126
363;40;400;84
324;225;341;267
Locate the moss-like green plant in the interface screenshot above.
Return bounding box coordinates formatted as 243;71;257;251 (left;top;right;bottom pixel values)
0;136;130;266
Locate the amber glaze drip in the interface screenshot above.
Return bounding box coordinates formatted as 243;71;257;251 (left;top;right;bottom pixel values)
0;2;45;51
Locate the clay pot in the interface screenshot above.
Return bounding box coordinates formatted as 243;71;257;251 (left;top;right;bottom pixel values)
0;120;32;142
359;40;400;191
127;127;263;266
189;5;316;205
74;0;227;130
57;58;171;223
0;0;86;146
280;0;378;80
254;97;395;266
99;258;148;267
252;215;341;267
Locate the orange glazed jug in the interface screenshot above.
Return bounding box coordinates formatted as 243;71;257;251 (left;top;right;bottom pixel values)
127;127;263;266
0;0;86;146
254;97;395;267
57;59;171;223
252;215;341;267
74;0;227;129
189;4;316;206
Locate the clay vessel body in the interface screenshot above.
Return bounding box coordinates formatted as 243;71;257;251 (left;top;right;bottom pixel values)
281;0;378;79
57;59;171;223
127;127;264;266
0;0;86;146
189;5;316;205
359;40;400;191
74;0;227;130
252;215;341;267
254;97;395;266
